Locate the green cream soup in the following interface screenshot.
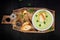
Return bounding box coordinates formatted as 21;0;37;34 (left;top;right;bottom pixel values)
32;9;54;31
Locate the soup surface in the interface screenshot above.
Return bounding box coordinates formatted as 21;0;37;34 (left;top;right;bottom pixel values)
32;9;54;31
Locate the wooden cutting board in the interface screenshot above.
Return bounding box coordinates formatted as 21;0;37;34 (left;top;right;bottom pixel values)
1;7;55;33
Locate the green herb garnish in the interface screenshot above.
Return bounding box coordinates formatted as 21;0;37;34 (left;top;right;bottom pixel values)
46;15;48;17
27;3;31;6
36;20;39;22
44;21;46;24
28;9;34;13
20;14;24;18
39;24;41;27
49;26;53;30
35;15;38;17
20;13;26;18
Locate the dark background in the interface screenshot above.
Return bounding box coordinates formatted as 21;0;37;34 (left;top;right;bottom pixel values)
0;0;59;40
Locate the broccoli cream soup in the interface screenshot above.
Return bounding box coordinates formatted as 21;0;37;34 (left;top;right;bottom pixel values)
32;9;54;31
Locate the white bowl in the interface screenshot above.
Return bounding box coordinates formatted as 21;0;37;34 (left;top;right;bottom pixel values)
32;9;54;31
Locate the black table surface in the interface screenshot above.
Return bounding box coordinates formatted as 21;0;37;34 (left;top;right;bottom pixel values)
0;0;60;40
